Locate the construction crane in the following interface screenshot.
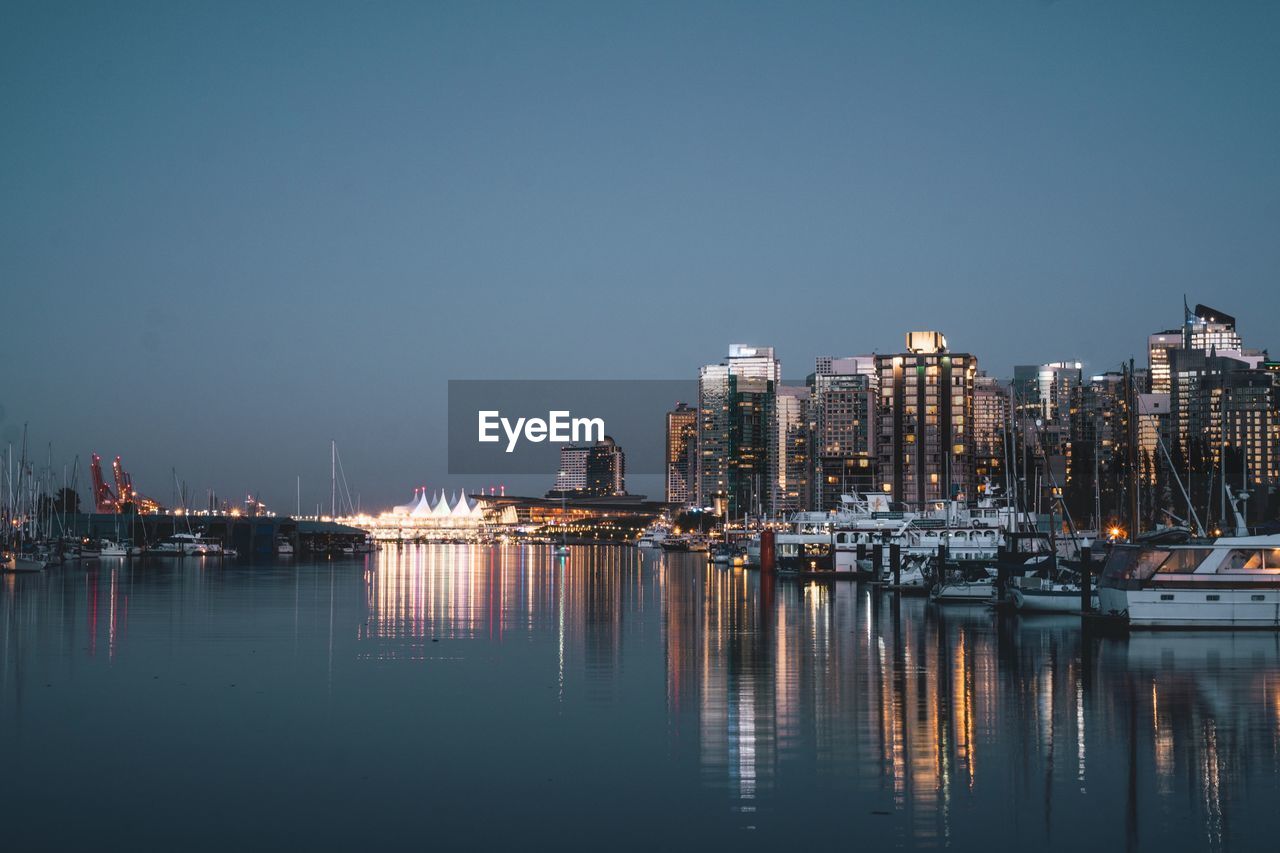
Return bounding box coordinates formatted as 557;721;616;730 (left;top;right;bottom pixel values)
90;452;161;514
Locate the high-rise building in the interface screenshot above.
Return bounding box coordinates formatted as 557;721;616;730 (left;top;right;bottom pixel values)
696;345;781;517
1148;330;1182;394
555;446;590;491
973;372;1008;492
875;332;977;508
552;439;626;496
1170;349;1251;457
665;402;698;505
1038;362;1083;425
1013;361;1082;425
775;386;811;514
1171;349;1277;505
813;359;877;510
585;437;626;496
1064;372;1127;527
1136;392;1170;484
1186;303;1243;354
725;344;782;382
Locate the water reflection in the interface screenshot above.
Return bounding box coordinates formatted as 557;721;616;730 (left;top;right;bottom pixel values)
2;546;1279;850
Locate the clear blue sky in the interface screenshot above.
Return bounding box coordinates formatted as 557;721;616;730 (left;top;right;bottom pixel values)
3;1;1278;509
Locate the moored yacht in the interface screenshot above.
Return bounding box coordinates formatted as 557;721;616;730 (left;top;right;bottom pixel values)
772;491;1033;577
1098;534;1280;628
636;527;669;549
150;533;224;556
3;551;48;572
1010;575;1097;614
930;567;997;603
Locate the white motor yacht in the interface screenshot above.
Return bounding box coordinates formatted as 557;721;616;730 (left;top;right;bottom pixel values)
150;533;223;556
1098;533;1280;628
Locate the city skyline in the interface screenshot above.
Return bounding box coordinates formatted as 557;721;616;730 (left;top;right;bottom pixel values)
1;301;1275;514
4;2;1280;507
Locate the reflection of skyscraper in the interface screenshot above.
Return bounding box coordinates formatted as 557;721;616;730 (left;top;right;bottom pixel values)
665;402;697;505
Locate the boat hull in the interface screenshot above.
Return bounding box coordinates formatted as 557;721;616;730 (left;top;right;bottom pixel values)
930;582;994;603
1122;588;1280;628
4;555;46;573
1011;587;1097;614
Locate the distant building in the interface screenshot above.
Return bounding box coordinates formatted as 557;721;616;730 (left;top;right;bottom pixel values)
1013;361;1081;425
775;386;811;514
813;358;877;510
1148;330;1182;394
554;446;590;492
972;372;1008;492
1136;392;1170;484
552;439;626;497
586;437;626;496
875;332;977;507
1186;303;1242;354
697;345;780;517
665;403;698;505
1171;349;1277;502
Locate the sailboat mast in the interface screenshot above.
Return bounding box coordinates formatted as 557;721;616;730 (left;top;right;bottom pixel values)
330;441;336;518
1219;386;1228;529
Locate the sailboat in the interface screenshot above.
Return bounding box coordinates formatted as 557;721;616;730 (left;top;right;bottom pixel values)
3;430;49;573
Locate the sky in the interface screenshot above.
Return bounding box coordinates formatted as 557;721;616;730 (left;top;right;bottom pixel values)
2;0;1278;510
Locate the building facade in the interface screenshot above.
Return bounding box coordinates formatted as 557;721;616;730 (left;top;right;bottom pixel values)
665;402;698;505
554;446;590;492
875;332;977;508
696;345;781;517
813;366;876;510
972;372;1008;493
775;386;811;514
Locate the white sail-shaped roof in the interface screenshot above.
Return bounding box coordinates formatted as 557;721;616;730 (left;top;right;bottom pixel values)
452;489;471;517
431;490;452;517
393;488;420;515
410;489;434;518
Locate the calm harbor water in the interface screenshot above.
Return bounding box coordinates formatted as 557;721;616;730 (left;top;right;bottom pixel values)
3;545;1279;851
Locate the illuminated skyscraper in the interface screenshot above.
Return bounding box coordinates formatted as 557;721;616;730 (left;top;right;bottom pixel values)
813;358;877;510
775;386;811;514
875;332;977;507
553;439;626;496
555;446;590;491
696;345;780;516
665;402;698;505
1148;330;1181;394
972;372;1008;491
585;437;626;496
1186;303;1242;354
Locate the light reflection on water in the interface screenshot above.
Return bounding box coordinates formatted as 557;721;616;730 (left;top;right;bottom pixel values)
2;545;1280;851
